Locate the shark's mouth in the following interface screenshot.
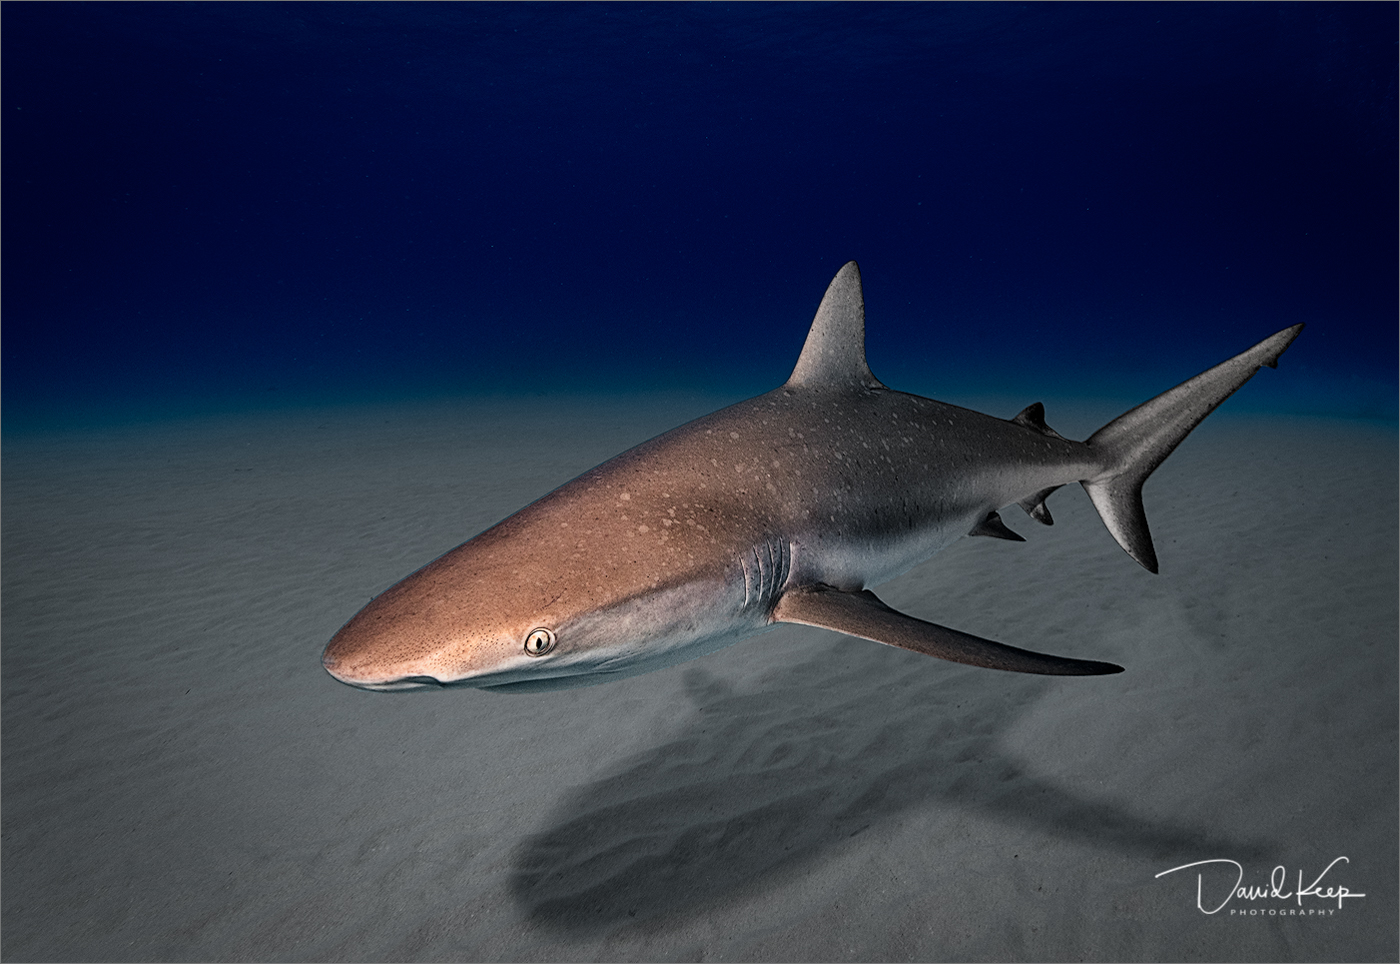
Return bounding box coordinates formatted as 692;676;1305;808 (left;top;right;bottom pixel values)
335;675;444;692
475;671;629;694
334;672;588;693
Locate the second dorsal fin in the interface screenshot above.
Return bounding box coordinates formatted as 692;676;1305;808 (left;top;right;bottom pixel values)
786;261;886;391
1011;402;1067;440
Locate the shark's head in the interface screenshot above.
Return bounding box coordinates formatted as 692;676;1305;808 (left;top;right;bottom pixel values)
321;499;745;693
320;548;561;692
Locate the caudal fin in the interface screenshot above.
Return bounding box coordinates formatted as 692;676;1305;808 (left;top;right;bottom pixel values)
1082;324;1304;573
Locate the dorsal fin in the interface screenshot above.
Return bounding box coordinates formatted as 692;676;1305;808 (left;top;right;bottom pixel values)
786;261;886;390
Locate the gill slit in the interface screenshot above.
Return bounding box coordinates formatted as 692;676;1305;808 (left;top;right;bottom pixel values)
740;537;793;613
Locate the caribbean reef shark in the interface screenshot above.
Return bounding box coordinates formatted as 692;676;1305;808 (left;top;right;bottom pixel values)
323;262;1301;693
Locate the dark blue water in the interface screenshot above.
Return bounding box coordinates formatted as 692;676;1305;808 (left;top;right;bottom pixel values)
4;2;1395;427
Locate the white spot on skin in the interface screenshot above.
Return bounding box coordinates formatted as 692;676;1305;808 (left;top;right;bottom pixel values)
620;493;631;501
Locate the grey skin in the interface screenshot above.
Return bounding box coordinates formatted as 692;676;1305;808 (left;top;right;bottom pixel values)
322;262;1302;693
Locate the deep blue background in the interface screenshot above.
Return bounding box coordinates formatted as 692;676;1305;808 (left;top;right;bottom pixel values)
4;2;1395;426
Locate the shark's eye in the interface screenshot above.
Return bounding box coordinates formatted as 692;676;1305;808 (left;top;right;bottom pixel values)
524;628;556;657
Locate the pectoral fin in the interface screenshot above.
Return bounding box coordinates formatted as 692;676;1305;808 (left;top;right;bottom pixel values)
772;585;1123;676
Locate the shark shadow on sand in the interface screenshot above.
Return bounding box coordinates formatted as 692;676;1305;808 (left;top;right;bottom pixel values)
509;636;1274;934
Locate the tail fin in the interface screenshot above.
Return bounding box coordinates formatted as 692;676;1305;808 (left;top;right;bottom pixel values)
1082;324;1304;573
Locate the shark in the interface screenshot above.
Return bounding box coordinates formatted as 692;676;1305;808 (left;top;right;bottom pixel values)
322;262;1302;693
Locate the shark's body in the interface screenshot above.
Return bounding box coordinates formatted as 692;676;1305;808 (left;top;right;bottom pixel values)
323;263;1301;692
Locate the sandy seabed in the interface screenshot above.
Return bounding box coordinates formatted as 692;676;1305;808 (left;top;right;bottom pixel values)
3;392;1396;963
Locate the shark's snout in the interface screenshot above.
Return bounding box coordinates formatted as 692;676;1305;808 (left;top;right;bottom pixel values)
321;626;444;691
321;648;446;692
